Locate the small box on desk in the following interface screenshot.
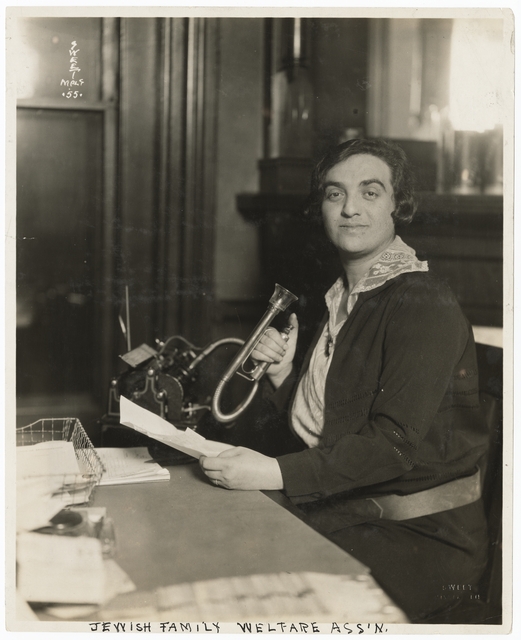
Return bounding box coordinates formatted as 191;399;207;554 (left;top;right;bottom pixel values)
259;158;314;194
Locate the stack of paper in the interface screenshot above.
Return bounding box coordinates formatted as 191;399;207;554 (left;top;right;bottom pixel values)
16;439;138;613
119;396;233;459
16;441;86;531
17;531;105;605
17;532;136;609
17;476;69;533
17;440;80;478
96;447;170;486
44;559;136;619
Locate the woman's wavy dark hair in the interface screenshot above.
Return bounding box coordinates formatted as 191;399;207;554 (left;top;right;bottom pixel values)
306;138;418;226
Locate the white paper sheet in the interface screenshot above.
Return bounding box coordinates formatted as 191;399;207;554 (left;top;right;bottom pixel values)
17;532;105;605
45;558;137;618
119;397;233;459
16;476;74;532
17;440;80;478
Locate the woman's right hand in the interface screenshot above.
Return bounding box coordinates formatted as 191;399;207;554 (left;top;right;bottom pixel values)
251;313;299;389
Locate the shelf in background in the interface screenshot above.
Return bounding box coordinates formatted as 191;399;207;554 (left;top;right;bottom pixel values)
237;191;503;328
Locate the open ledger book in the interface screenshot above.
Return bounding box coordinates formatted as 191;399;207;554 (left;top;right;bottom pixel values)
119;396;233;460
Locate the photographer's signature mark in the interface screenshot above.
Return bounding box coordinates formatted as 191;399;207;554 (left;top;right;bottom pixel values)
61;41;84;99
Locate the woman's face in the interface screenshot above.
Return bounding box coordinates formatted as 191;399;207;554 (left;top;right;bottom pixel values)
321;153;396;261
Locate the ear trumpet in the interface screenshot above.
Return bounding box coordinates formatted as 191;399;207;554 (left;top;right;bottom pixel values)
211;284;298;423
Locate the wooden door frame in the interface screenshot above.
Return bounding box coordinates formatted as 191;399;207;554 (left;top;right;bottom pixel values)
154;17;219;346
100;15;220;398
97;17;120;400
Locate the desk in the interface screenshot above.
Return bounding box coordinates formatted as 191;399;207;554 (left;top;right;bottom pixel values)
90;462;407;622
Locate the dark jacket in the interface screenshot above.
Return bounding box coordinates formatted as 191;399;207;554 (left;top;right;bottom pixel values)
274;272;489;526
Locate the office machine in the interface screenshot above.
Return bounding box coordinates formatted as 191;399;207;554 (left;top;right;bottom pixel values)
105;284;298;429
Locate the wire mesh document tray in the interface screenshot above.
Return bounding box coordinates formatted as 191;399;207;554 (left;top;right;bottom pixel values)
17;417;105;505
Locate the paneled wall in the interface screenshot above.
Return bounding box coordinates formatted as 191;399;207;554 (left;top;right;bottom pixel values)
17;108;103;396
116;18;220;350
16;17;221;435
16;17;114;430
117;18;161;347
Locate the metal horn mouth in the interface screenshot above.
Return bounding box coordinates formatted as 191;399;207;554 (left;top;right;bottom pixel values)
269;284;299;313
211;284;298;423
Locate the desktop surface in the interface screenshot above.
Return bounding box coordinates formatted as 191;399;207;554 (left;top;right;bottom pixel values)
93;462;370;591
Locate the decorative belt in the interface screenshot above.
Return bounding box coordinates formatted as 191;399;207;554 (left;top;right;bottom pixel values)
352;469;482;522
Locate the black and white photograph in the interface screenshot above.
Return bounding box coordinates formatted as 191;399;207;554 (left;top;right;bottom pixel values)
5;5;515;634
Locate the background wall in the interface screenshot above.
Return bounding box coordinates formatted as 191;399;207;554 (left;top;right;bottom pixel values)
367;18;452;140
14;15;506;438
214;19;264;301
214;18;371;304
310;18;368;152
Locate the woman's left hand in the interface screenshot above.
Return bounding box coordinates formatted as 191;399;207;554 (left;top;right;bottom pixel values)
199;447;284;491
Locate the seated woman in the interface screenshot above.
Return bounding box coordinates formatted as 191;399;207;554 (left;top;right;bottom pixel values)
199;138;490;623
